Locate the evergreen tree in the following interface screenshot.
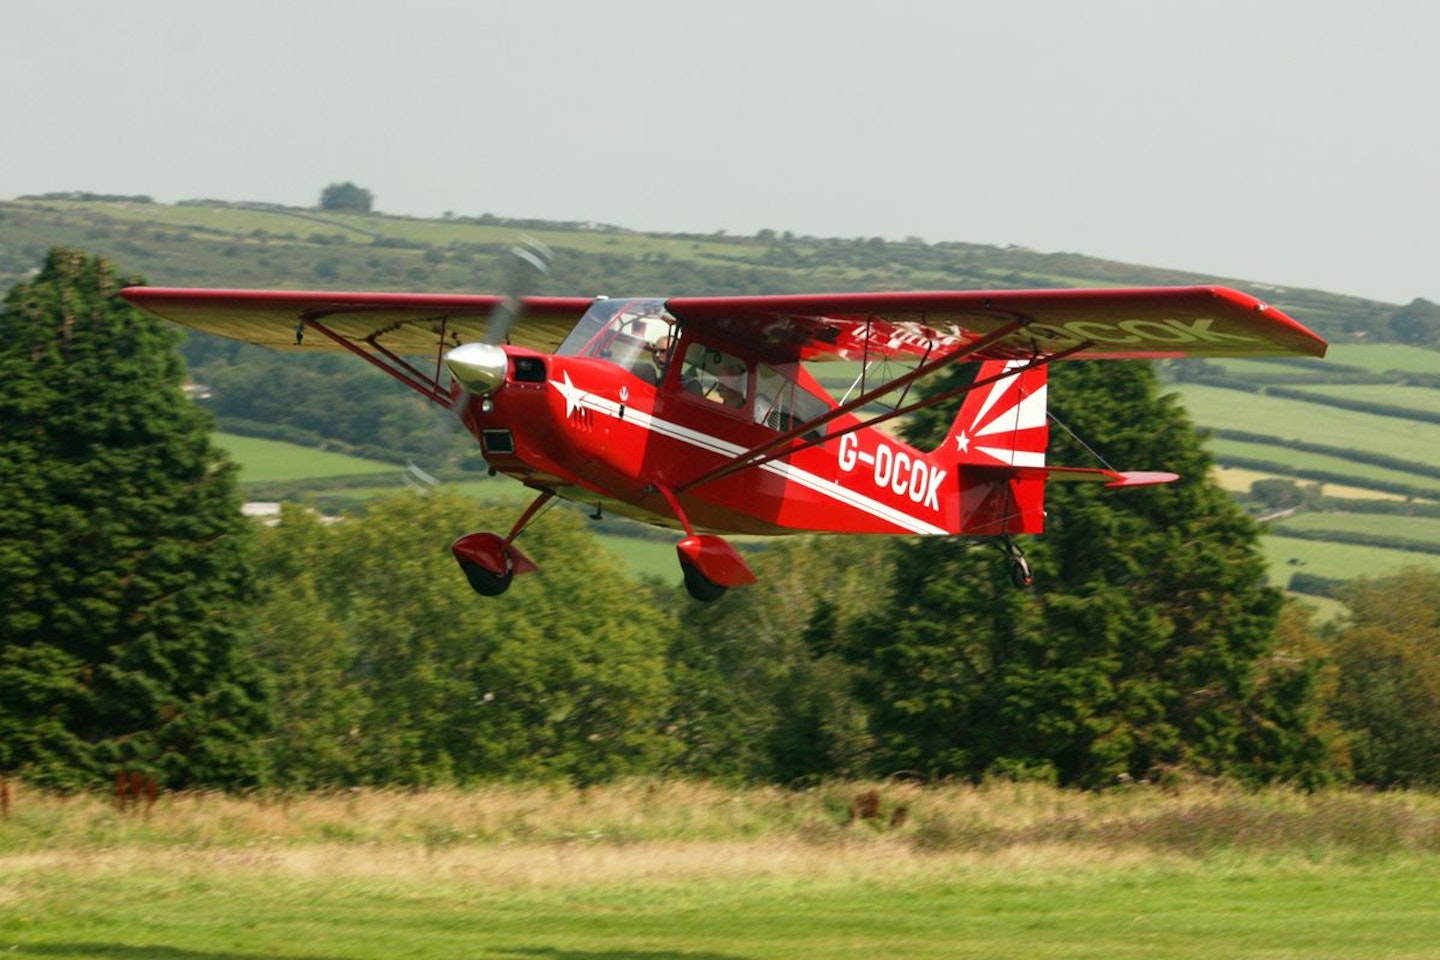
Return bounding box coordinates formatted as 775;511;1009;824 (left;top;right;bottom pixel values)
853;361;1333;786
0;249;270;790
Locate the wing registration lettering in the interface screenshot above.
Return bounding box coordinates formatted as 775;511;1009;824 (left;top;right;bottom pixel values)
1024;316;1260;349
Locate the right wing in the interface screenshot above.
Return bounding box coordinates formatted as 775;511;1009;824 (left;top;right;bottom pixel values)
664;286;1328;363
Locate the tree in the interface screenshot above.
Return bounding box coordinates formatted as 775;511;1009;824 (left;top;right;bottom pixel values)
0;249;271;790
1387;298;1440;345
852;361;1334;786
249;492;677;786
318;181;374;213
1328;570;1440;787
666;535;889;782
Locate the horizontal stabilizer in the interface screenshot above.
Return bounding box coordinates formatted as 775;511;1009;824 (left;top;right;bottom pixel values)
1020;466;1179;487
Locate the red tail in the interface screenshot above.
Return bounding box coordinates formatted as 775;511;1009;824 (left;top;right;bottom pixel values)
936;360;1049;536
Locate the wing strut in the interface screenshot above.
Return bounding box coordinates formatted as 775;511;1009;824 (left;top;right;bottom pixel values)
675;317;1048;494
301;315;455;407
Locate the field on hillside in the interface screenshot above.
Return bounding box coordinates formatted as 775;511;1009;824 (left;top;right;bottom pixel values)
1208;436;1434;493
1168;345;1440;593
4;782;1440;959
1171;383;1440;454
216;433;400;484
1261;535;1440;582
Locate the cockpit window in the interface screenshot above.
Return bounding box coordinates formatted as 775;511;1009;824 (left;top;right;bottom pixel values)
756;362;830;438
679;343;749;409
558;298;676;385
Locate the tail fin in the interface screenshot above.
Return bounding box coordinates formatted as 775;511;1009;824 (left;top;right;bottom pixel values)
937;360;1049;536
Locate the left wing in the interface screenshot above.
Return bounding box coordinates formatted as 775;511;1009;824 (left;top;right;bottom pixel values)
664;286;1328;362
120;287;594;355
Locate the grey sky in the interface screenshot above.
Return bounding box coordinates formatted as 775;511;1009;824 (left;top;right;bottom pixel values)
5;1;1436;304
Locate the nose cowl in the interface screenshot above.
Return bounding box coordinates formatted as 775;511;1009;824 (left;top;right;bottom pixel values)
445;342;508;394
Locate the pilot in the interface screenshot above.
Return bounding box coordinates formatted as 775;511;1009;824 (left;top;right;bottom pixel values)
647;336;675;384
714;359;747;408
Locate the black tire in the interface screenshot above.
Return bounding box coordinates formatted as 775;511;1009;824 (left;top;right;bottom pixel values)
1009;555;1034;589
460;559;513;597
681;561;727;602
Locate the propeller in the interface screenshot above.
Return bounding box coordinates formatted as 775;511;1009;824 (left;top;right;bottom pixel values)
408;238;555;491
445;236;552;394
487;235;552;345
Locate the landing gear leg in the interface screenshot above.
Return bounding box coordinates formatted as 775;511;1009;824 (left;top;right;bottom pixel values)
998;536;1034;589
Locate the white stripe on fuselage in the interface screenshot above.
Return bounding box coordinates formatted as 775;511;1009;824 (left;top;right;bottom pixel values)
550;375;947;535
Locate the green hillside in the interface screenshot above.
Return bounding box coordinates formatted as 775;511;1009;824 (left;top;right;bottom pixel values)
1;194;1406;338
1163;345;1440;596
7;193;1438;598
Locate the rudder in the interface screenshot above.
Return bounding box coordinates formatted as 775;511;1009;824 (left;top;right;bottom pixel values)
936;360;1049;536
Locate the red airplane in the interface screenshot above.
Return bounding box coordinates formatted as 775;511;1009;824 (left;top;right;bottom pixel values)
122;276;1327;601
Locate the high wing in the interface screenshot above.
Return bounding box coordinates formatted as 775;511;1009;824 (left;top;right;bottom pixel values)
119;287;594;356
121;284;1325;411
664;286;1327;362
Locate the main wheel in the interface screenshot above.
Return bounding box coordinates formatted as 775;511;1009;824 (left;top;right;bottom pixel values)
681;561;728;603
460;559;514;597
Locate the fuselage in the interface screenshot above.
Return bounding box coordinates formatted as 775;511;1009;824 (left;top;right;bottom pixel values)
458;299;960;538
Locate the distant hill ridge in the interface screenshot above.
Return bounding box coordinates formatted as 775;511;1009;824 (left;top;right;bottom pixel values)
3;193;1426;342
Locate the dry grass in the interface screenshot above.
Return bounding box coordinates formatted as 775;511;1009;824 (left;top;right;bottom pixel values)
4;779;1439;891
1;839;1182;895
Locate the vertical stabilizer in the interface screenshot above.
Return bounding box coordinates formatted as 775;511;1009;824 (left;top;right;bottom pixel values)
937;360;1049;535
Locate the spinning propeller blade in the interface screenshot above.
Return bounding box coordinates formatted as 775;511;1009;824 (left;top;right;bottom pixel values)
485;235;552;345
444;236;554;397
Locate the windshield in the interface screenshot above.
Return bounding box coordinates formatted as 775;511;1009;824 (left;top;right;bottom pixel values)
558;298;677;384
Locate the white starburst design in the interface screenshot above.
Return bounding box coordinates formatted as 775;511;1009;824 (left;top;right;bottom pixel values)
552;371;586;419
962;361;1048;468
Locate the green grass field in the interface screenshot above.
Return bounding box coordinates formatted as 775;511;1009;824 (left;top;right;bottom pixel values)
1174;383;1440;458
1201;343;1440;378
4;783;1440;959
216;434;399;484
1274;511;1440;546
1214;463;1424;502
7;855;1438;959
1206;435;1436;493
1261;534;1440;583
1324;343;1440;375
1297;381;1440;415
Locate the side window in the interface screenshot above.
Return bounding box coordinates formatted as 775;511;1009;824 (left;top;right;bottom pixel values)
756;363;829;439
679;344;749;410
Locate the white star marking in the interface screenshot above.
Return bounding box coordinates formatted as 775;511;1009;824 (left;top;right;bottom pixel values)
955;430;971;453
552;372;586;419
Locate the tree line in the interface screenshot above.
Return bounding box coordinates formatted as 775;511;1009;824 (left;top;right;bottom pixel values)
2;250;1437;792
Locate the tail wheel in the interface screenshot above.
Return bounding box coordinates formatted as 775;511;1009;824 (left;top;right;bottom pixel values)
460;559;514;597
1009;554;1034;589
997;537;1034;590
681;561;728;603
